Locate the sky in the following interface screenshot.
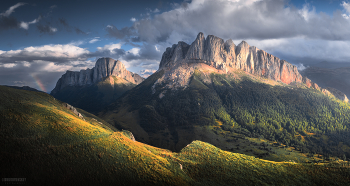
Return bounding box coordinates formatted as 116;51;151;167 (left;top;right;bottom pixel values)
1;0;350;93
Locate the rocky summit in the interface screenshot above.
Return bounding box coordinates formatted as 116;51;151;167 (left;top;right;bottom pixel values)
50;58;144;114
157;32;319;90
51;57;143;94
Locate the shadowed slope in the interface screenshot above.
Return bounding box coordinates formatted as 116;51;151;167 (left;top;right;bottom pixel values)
1;86;350;185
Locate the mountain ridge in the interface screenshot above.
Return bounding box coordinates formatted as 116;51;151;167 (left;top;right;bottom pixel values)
50;58;144;114
158;32;320;91
51;57;144;94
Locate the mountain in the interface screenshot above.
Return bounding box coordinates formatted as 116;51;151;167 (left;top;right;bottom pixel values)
158;32;319;89
51;57;144;114
300;66;350;100
1;85;349;185
99;33;350;160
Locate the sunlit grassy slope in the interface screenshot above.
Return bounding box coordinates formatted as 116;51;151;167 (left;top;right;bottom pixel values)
1;85;349;185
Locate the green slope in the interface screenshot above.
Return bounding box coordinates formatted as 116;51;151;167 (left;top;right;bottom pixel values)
100;68;350;160
1;85;349;185
51;76;136;115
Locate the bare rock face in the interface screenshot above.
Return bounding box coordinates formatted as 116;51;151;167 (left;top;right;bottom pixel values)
51;58;144;94
185;32;205;60
158;32;319;89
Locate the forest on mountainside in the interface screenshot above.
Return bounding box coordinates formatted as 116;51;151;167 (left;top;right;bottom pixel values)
119;70;350;159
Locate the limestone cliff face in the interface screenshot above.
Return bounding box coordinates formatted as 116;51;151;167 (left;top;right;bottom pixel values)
51;58;144;94
159;32;317;89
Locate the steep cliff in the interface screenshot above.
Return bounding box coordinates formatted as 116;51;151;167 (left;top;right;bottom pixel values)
50;58;144;114
158;32;319;89
51;58;143;94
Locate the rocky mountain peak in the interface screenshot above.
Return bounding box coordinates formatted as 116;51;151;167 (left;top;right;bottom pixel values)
154;32;349;101
185;32;206;61
51;58;144;94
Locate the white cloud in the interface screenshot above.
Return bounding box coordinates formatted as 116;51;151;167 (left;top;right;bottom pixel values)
0;3;26;17
40;60;95;72
296;63;307;71
22;61;31;67
96;43;122;54
69;40;85;46
342;1;350;13
342;1;350;19
0;44;90;64
19;16;41;30
50;27;57;32
130;17;137;22
155;45;160;52
89;37;100;43
1;63;17;68
138;69;157;78
298;4;316;21
127;48;140;55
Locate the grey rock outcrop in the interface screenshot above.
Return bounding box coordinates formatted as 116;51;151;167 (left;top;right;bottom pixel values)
62;103;85;120
51;58;144;94
158;32;317;88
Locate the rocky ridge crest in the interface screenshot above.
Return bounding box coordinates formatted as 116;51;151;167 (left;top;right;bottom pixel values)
159;32;319;88
154;32;350;102
51;58;144;94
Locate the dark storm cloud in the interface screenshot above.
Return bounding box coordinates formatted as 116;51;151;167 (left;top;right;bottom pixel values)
0;16;19;31
107;0;350;44
59;18;87;34
37;24;57;34
75;28;87;34
106;25;136;40
59;18;69;27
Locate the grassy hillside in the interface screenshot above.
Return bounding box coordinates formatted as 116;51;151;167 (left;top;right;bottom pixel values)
1;85;349;185
51;76;136;115
100;68;350;160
